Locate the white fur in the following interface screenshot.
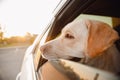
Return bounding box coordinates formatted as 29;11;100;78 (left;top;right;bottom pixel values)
40;19;88;60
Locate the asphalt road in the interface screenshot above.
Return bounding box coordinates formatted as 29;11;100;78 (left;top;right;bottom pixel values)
0;46;28;80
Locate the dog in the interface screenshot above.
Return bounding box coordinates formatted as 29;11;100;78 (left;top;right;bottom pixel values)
40;19;120;74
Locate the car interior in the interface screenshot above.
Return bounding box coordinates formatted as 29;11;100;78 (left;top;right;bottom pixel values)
33;0;120;80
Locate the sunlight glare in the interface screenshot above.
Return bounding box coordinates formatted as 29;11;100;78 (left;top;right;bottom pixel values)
0;0;60;37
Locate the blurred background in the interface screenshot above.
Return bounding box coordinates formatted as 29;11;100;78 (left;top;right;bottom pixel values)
0;0;60;47
0;0;60;80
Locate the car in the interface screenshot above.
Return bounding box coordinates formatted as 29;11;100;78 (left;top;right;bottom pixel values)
16;0;120;80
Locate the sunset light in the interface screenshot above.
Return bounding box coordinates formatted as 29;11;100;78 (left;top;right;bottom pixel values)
0;0;60;37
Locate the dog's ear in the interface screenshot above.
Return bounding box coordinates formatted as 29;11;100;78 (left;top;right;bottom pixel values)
85;19;119;58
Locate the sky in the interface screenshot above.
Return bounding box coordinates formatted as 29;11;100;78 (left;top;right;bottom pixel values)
0;0;60;37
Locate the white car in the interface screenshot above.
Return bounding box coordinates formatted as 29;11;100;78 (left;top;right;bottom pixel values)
17;0;120;80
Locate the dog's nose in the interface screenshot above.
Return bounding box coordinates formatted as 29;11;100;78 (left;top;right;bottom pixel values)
40;44;52;53
40;45;45;53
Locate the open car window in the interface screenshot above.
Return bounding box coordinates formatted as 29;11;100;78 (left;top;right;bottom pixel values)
35;14;120;80
32;0;120;79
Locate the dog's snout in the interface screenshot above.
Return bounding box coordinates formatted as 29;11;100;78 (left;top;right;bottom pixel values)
40;45;52;53
40;45;45;53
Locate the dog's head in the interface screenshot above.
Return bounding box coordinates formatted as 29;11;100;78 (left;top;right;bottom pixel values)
40;19;119;60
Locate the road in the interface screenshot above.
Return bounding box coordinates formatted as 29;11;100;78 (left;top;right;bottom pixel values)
0;46;28;80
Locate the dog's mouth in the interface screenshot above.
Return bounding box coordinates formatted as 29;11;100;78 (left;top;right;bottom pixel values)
42;54;81;62
69;57;81;62
41;53;82;62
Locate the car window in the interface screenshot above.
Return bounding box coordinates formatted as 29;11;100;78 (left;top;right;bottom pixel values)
37;14;120;80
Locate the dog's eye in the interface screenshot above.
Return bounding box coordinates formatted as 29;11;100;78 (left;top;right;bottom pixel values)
65;33;74;39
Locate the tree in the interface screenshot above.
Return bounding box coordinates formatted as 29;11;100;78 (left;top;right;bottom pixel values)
0;27;4;40
0;24;5;41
